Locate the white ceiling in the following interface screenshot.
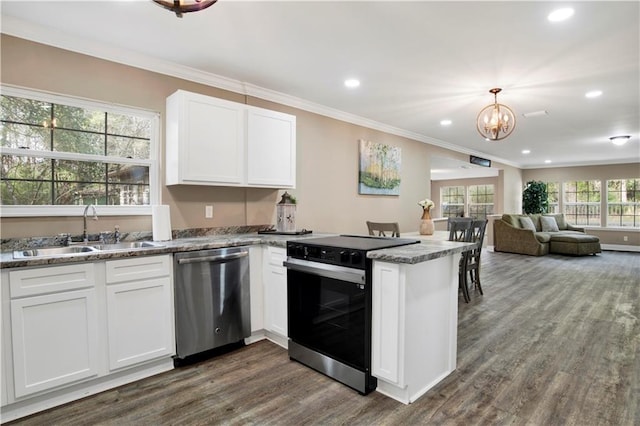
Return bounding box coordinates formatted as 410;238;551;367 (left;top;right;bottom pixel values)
2;1;639;173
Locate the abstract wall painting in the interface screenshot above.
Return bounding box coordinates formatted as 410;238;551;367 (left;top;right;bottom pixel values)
358;139;401;195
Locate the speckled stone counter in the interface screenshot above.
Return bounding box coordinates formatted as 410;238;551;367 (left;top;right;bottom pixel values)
0;233;334;269
1;232;475;269
367;239;476;264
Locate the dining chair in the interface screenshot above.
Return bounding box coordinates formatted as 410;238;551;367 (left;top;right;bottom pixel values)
447;218;474;302
466;219;488;297
366;221;400;237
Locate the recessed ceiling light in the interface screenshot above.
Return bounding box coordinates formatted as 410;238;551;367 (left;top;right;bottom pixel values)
609;135;631;146
544;160;552;164
548;8;574;22
522;150;531;154
344;79;360;88
585;90;603;98
440;119;452;126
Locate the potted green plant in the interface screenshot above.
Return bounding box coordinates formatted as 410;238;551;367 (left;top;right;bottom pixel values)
522;181;549;214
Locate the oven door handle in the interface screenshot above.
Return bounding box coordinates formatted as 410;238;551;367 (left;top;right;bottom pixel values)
283;258;365;284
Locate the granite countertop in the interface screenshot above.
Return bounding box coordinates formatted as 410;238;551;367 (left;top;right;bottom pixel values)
367;239;477;264
0;233;333;269
0;233;475;269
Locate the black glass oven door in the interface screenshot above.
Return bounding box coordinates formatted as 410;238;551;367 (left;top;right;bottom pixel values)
287;268;368;370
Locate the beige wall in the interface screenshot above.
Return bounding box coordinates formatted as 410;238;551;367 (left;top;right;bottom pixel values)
0;35;436;237
2;35;637;246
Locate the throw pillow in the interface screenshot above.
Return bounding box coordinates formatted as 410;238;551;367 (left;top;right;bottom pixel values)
540;215;559;232
519;216;537;231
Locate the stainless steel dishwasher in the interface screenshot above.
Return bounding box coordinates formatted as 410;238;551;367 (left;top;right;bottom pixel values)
174;246;251;359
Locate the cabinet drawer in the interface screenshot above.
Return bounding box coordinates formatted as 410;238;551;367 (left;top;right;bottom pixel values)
266;247;286;267
106;255;171;284
9;263;95;298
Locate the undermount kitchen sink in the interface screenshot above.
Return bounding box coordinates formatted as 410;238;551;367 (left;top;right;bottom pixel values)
90;241;165;251
12;241;165;259
13;245;99;259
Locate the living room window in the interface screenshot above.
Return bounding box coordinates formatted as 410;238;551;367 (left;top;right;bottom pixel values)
468;184;494;219
545;182;560;213
563;180;601;226
607;178;640;227
0;87;159;216
441;185;465;218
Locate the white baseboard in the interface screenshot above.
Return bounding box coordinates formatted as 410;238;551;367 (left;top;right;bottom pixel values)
488;244;638;253
602;244;640;252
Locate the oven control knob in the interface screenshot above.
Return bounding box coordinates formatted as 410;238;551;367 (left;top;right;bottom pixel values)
350;251;362;264
340;250;350;263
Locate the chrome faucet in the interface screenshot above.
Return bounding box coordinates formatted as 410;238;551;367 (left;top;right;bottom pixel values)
83;204;98;243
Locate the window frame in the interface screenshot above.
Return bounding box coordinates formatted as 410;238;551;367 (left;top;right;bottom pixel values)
0;85;160;217
563;180;602;227
440;185;466;218
544;181;560;214
606;178;640;228
467;184;495;220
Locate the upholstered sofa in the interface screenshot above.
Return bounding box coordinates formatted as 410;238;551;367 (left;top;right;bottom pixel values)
494;213;601;256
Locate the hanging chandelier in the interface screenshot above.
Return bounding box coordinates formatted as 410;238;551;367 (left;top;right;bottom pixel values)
476;88;516;141
153;0;218;18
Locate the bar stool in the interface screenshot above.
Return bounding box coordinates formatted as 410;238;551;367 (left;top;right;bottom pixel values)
466;219;488;297
366;221;400;237
448;218;474;302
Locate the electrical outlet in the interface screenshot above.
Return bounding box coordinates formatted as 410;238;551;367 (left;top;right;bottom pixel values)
623;235;628;242
205;205;213;218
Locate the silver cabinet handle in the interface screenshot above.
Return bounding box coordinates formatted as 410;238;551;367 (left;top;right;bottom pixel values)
177;250;249;264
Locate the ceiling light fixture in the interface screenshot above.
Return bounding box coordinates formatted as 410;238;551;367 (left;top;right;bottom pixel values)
609;135;631;146
476;88;516;141
548;8;574;22
522;150;531;154
153;0;217;18
585;90;603;98
344;79;360;88
440;119;452;126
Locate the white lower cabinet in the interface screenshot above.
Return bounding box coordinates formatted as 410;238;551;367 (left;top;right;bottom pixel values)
8;264;100;398
2;255;175;421
371;256;460;404
105;255;174;371
262;246;288;339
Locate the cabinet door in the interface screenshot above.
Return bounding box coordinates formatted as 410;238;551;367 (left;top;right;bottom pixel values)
247;106;296;188
371;261;405;386
10;289;100;398
106;277;174;371
263;247;288;337
166;90;245;185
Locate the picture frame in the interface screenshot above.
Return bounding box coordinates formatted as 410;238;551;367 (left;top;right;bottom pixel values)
358;139;401;195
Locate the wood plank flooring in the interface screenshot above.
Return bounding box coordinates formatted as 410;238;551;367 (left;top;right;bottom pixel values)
5;250;639;425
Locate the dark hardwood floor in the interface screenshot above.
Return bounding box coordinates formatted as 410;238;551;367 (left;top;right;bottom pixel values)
5;250;639;425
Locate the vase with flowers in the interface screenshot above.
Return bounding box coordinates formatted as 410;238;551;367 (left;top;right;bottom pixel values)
418;198;435;235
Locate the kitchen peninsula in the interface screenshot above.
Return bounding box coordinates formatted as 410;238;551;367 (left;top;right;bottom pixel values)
0;233;473;421
369;239;472;404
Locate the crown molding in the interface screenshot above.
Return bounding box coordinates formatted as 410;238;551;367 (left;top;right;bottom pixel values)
2;15;522;169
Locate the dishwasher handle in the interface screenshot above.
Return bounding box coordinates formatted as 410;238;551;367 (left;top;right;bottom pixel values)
177;250;249;265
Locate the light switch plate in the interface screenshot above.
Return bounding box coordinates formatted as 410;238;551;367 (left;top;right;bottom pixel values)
205;205;213;218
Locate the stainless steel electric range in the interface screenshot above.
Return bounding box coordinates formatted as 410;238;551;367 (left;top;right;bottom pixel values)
284;235;419;394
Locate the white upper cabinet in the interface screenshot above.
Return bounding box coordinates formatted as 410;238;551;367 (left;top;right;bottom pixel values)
166;90;245;186
165;90;296;188
247;106;296;188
